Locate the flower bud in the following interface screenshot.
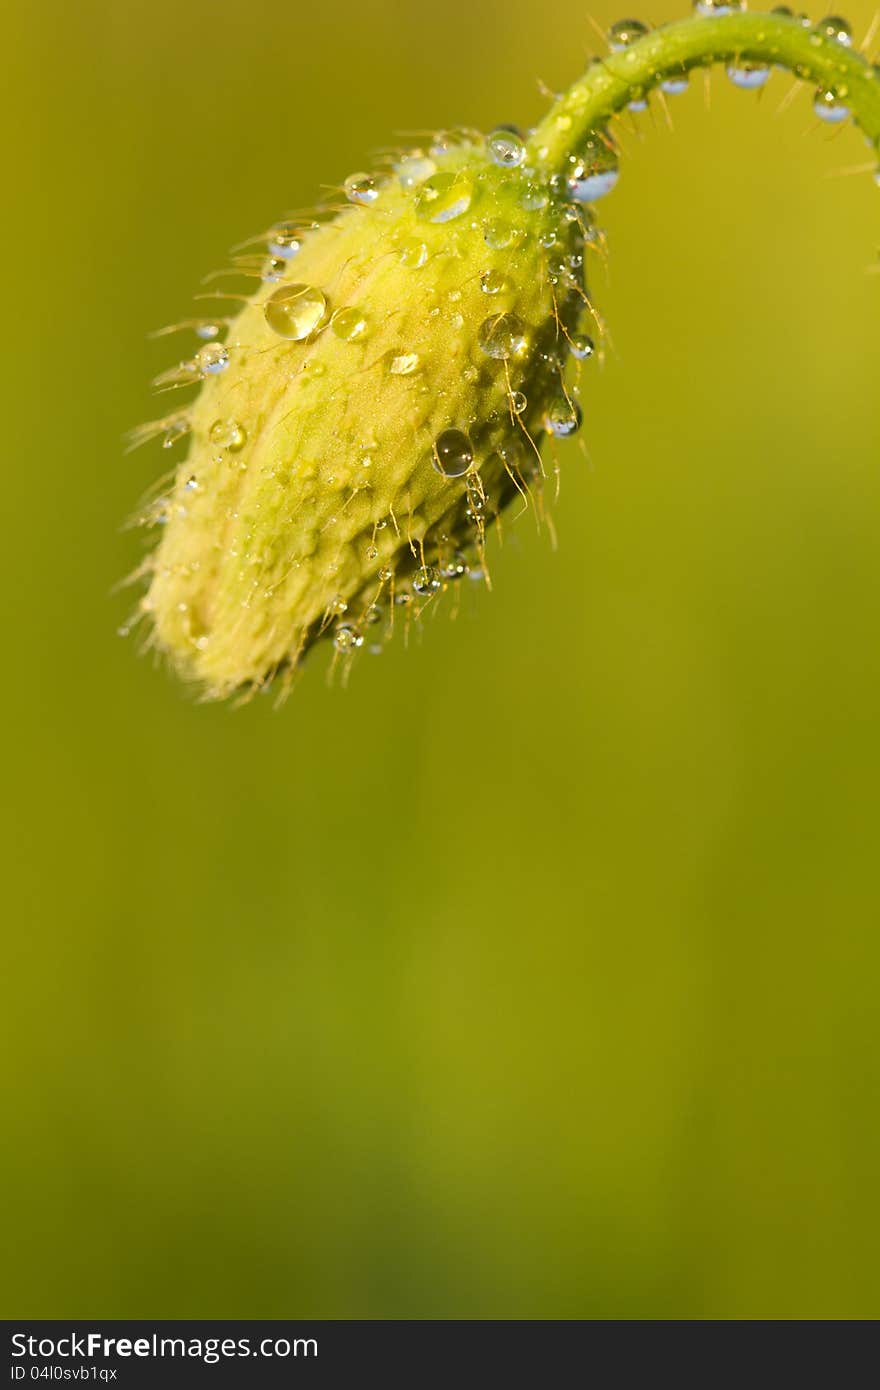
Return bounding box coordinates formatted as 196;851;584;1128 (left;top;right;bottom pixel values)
137;131;593;696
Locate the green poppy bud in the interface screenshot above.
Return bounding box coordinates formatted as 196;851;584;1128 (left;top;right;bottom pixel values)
138;131;592;697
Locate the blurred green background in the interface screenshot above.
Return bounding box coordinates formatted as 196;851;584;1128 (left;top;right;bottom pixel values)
3;0;879;1319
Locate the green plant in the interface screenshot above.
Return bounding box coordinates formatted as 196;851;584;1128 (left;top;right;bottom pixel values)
127;9;879;700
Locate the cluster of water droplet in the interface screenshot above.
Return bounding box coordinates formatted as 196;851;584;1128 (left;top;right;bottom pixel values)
601;7;867;121
329;538;484;657
565;4;867;152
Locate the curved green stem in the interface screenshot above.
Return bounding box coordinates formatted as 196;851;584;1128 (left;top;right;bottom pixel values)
528;12;880;174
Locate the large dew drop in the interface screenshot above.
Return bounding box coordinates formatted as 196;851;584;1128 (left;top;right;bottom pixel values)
726;62;771;90
344;173;380;206
814;16;853;46
544;397;583;438
566;136;620;203
267;221;302;258
388;352;420;375
569;333;595;360
413;566;442;595
209;419;247;452
609;18;649;49
813;88;850;123
694;0;744;14
660;73;689;96
264;284;329;340
432;429;475;478
415;173;474;223
333;624;363;653
487;127;526;168
480;269;512;295
195;344;229;376
331;307;369;341
477;312;530;360
483;218;520;250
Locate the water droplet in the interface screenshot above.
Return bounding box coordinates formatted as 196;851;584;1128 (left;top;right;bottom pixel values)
184;475;198;491
609;19;649;49
478;312;530;360
487;126;526;167
499;438;530;477
209;418;247;452
264;284;328;340
660;73;689;95
196;343;229;375
399;239;429;268
365;544;379;561
262;256;288;282
363;604;383;624
194;321;222;340
334;624;363;652
480;269;512;295
629;93;649;112
433;428;475;478
814;16;852;46
413;565;441;595
726;62;771;89
442;554;468;579
429;128;473;156
378;566;394;582
566;137;619;203
415;172;473;223
483;218;520;249
694;0;743;14
520;183;549;211
162;416;190;449
397;154;437;188
569;333;595;361
544;397;583;437
267;221;302;258
388;352;420;375
465;476;487;519
331;307;369;341
510;390;528;414
814;88;850;122
344;172;380;205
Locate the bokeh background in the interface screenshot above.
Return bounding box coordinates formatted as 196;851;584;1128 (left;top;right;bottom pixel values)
3;0;879;1318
